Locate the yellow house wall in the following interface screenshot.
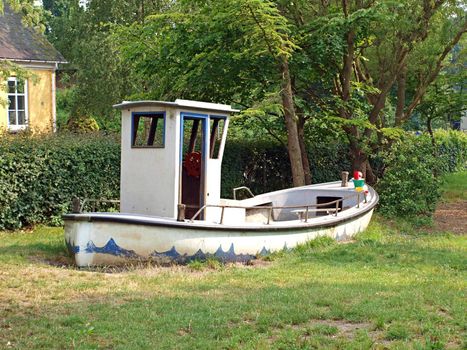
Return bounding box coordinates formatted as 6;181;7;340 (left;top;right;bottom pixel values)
28;69;54;133
1;67;55;133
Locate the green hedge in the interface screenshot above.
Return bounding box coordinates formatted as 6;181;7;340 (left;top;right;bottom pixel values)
0;133;351;229
376;130;466;218
221;140;351;198
0;130;464;229
435;130;467;173
0;132;120;229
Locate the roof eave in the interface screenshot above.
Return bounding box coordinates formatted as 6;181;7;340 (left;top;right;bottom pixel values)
113;100;240;114
0;57;68;65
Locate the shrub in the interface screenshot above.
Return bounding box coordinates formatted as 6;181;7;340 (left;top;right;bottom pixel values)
377;130;466;218
434;130;467;173
0;133;350;229
0;132;120;229
221;139;351;198
376;133;443;218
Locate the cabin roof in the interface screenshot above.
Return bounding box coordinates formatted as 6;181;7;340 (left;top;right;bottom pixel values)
0;4;66;63
113;99;240;114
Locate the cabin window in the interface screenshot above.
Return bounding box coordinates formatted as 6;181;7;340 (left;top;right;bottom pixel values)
132;113;165;148
7;77;28;131
209;117;225;159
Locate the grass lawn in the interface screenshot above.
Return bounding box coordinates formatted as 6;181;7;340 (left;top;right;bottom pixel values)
441;172;467;202
0;175;465;349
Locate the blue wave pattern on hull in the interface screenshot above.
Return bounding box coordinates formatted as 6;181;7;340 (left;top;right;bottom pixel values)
77;238;276;263
152;243;257;263
259;246;271;256
65;239;80;254
84;238;139;258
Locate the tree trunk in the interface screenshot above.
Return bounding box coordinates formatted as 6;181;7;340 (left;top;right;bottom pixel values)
297;115;312;184
395;64;407;126
350;141;367;178
427;116;436;149
347;135;377;184
280;58;306;187
365;162;377;184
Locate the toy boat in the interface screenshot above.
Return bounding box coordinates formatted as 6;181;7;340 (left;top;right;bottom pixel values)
64;100;378;267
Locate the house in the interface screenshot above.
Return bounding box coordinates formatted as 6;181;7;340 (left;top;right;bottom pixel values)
0;4;66;132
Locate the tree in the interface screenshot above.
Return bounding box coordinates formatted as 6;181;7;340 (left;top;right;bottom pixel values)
287;0;466;182
35;0;465;185
42;0;171;128
414;59;466;145
115;0;311;186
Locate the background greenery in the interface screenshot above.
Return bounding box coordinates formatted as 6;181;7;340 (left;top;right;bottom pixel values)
0;132;120;229
36;0;466;187
0;130;464;230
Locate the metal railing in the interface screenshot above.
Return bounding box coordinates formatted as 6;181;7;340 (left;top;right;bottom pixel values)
232;186;255;200
72;198;120;213
190;191;364;224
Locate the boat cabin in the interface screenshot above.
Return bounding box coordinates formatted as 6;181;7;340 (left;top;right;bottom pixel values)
114;100;238;221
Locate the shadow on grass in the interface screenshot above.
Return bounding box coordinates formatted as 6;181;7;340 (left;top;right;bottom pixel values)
0;240;72;267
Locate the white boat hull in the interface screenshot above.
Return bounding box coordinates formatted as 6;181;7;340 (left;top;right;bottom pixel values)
64;207;375;267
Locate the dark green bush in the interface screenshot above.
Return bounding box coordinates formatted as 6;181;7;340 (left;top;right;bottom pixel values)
221;140;351;198
0;132;120;229
435;130;467;173
375;131;466;218
0;133;350;229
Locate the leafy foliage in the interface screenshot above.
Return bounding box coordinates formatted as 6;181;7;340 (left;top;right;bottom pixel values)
376;130;467;218
0;132;120;229
42;0;171;128
0;126;464;228
222;139;352;198
0;0;48;32
436;129;467;173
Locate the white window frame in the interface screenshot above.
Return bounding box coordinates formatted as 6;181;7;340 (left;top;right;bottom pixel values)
7;77;29;131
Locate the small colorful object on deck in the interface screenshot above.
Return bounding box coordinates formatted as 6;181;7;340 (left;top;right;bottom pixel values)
352;171;365;192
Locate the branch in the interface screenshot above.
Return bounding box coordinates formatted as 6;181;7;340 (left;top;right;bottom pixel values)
228;100;287;148
245;3;279;60
333;76;343;98
403;20;467;120
354;58;369;83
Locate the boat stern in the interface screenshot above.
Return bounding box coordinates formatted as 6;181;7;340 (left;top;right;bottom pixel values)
64;218;93;267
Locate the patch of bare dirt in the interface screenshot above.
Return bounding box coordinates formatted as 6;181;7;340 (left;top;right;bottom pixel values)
245;259;273;268
263;318;393;347
433;200;467;235
299;319;373;340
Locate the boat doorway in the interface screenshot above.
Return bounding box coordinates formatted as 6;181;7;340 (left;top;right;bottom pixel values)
180;114;208;219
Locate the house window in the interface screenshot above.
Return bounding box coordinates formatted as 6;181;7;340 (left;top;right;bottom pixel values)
7;77;28;131
131;112;165;148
